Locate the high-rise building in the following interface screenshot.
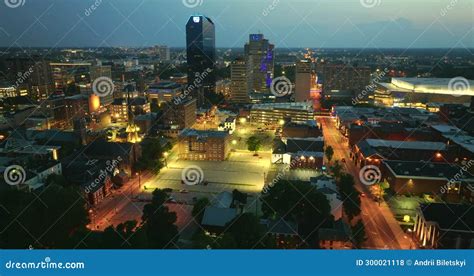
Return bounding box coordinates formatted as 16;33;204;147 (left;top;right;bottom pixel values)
230;58;250;103
295;59;312;102
186;15;216;107
90;65;113;106
4;57;53;100
245;34;274;92
295;59;323;109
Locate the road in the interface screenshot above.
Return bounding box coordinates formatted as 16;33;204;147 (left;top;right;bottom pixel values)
89;171;153;231
319;116;412;249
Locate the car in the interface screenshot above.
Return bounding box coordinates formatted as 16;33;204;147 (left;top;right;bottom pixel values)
179;189;188;194
360;192;366;197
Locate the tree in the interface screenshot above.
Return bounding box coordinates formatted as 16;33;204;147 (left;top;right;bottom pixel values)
141;189;178;248
261;180;332;248
351;219;366;248
78;220;147;249
338;174;361;222
0;185;88;249
330;160;343;179
246;136;262;154
192;197;210;223
136;138;167;173
224;213;274;249
325;146;334;163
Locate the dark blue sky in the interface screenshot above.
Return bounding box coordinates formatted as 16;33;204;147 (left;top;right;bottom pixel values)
0;0;472;48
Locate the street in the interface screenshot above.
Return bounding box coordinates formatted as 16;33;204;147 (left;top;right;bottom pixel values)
319;116;412;249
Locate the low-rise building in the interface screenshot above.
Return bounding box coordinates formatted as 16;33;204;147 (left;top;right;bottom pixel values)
353;139;447;167
145;81;183;104
217;116;236;134
272;137;324;170
178;129;230;161
250;102;315;125
382;160;474;200
413;203;474;249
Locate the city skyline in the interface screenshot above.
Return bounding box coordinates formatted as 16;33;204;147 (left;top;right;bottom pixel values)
0;0;472;49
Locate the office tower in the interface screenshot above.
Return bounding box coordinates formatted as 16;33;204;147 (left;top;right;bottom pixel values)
4;57;53;100
50;62;91;96
295;59;312;102
90;65;113;106
244;34;274;92
230;58;250;103
295;59;323;110
186;15;216;107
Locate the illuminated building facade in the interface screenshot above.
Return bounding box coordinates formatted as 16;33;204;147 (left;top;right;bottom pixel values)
230;58;250;103
250;102;315;125
245;34;274;92
375;77;474;107
178;129;230;161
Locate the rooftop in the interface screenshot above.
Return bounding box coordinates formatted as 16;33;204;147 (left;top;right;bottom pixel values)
251;102;314;112
419;203;474;232
201;207;237;227
180;128;229;139
384;160;474;180
364;139;446;151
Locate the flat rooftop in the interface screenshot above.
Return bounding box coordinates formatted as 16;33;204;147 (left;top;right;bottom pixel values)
365;139;446;151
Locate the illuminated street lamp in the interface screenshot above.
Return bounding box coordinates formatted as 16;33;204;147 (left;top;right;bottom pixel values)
239;117;247;124
232;140;237;145
278;119;285;126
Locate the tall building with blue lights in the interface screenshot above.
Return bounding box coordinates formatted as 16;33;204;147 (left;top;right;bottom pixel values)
245;34;274;93
186;15;216;107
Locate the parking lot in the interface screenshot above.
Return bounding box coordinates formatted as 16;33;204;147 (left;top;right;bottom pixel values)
143;151;272;195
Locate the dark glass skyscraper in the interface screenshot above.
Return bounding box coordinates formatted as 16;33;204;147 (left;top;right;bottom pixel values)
186;15;216;107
